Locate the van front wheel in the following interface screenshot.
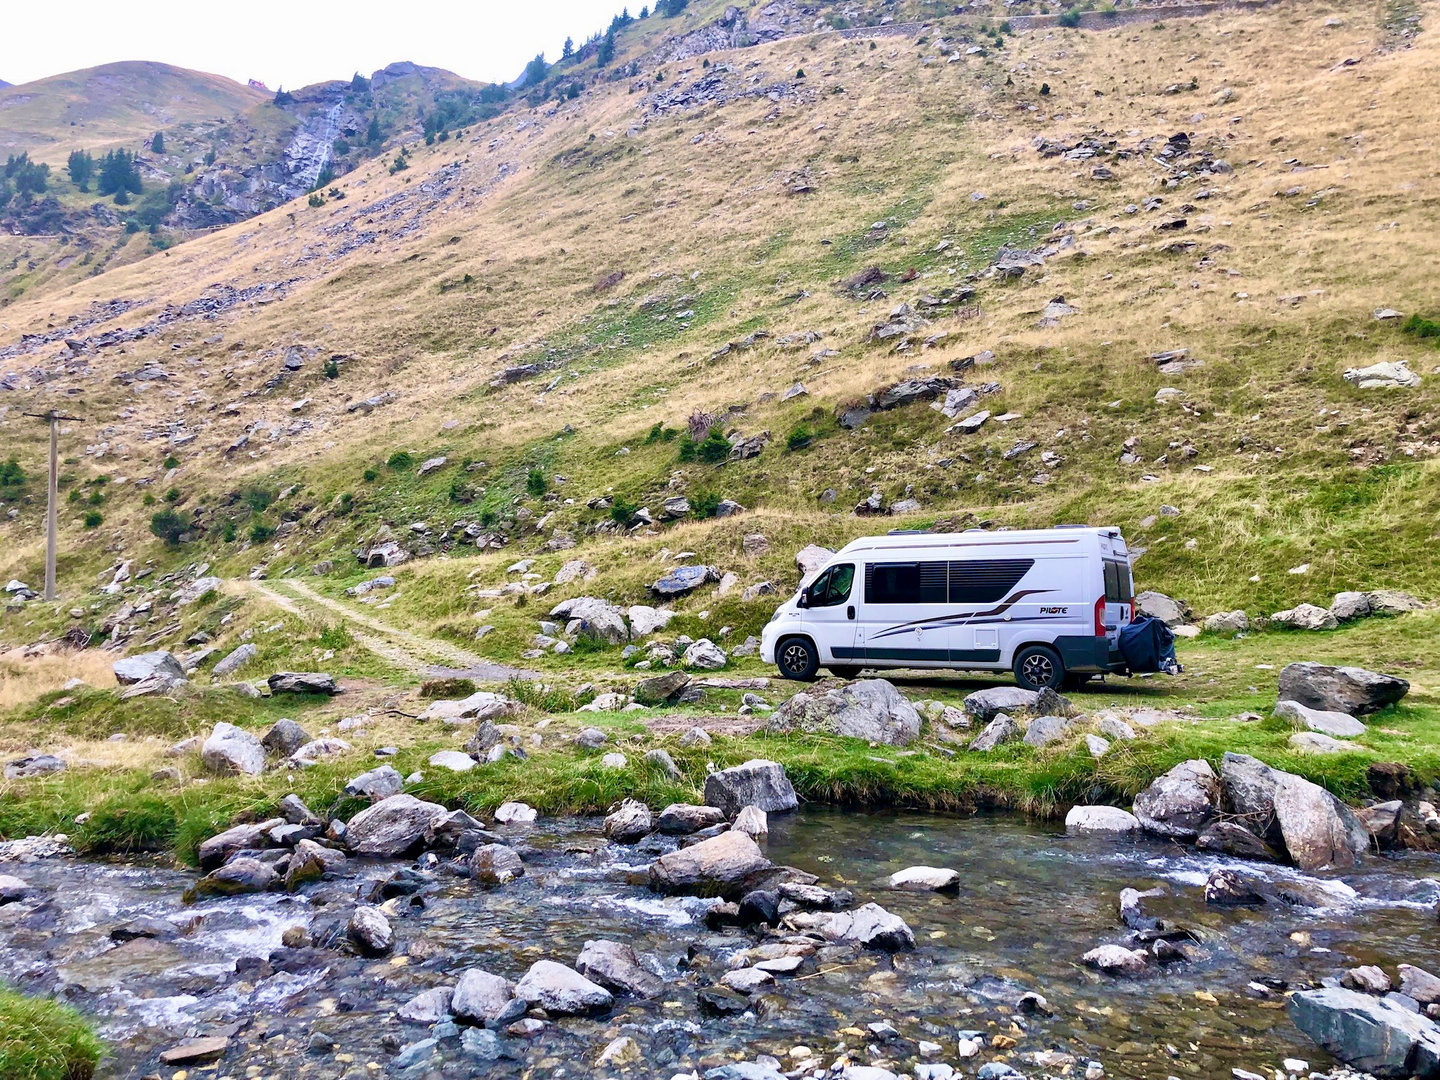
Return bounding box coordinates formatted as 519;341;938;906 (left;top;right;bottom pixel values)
1013;645;1065;691
777;637;820;682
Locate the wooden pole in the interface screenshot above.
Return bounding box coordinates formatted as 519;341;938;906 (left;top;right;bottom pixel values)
46;415;57;602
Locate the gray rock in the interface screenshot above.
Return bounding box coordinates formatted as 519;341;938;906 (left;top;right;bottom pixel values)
284;838;346;888
1065;805;1140;834
212;643;258;678
471;844;525;884
1196;821;1279;862
795;545;835;588
419;692;519;723
1023;715;1071;747
428;750;476;773
113;650;186;685
1203;610;1250;635
576;727;608;749
1330;591;1372;622
789;902;915;951
345;794;448;857
767;679;921;746
732;805;768;839
1204;868;1266;906
1277;662;1410;716
0;874;34;903
644;748;681;780
513;960;613;1015
888;866;960;891
1135;591;1190;627
1085;733;1111;758
1133;759;1218;840
634;670;692;705
1271;603;1339;631
267;672;339;695
192;857;277;897
397;986;453;1024
1082;944;1150;975
451;969;516;1025
678;726;712;748
657;803;726;834
1098;714;1138;741
1343;965;1394;994
201;722;266;776
969;713;1020;752
1274;699;1366;738
289;737;352;767
344;765;403;801
1366;589;1424;616
603;799;653;843
1290;731;1354;754
1288;986;1440;1078
348;905;394;955
627;605;676;637
703;759;797;816
962;686;1039;722
1400;966;1440;1008
649;830;771;897
4;754;66;780
682;638;728;670
650;565;720;598
261;718;311;757
575;939;664;998
195;818;284;870
1220;753;1369;869
549;596;631;643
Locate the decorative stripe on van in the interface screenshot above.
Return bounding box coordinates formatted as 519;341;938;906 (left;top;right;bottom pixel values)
868;589;1055;640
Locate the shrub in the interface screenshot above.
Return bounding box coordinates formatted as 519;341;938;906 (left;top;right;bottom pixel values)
324;358;340;379
691;490;722;519
79;792;179;853
448;478;476;504
526;468;548;497
149;508;190;545
363;467;379;482
0;984;102;1080
241;486;274;512
786;424;814;451
249;521;275;544
697;427;732;465
163;455;179;469
386;450;414;471
165;487;181;503
317;622;354;651
678;435;698;462
1401;313;1440;340
337;492;355;515
1058;7;1081;26
151;132;165;154
0;458;23;488
308;192;324;208
220;519;236;542
610;498;639;525
83;511;103;528
143;493;156;507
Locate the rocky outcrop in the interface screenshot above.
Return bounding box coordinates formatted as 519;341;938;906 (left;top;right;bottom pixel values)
1277;662;1409;716
1288;987;1440;1078
767;679;921;746
1219;753;1369;870
703;759;797;816
1132;759;1218;840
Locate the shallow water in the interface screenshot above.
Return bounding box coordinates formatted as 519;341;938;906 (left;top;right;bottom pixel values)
2;809;1438;1079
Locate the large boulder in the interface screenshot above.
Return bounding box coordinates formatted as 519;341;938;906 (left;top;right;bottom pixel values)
345;765;403;801
649;830;772;897
1132;759;1218;840
1220;753;1369;870
634;670;692;705
1273;700;1366;738
703;760;798;816
627;605;676;638
419;692;519;723
767;680;921;746
201;722;266;776
1400;966;1440;1008
1195;821;1280;862
212;643;258;678
451;969;516;1025
657;803;726;834
1271;604;1340;631
787;903;915;951
267;672;339;695
682;639;728;670
191;857;278;898
549;597;629;643
345;794;448;857
514;960;612;1015
650;565;720;598
962;686;1041;722
195;818;284;870
795;546;834;588
1288;987;1440;1078
1277;662;1409;716
1134;591;1190;627
113;650;187;685
575;940;664;998
261;718;311;757
603;799;653;843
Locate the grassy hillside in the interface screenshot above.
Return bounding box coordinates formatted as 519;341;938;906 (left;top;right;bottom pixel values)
0;0;1436;661
0;61;268;164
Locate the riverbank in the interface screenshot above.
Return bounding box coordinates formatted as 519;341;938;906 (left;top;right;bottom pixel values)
0;984;101;1080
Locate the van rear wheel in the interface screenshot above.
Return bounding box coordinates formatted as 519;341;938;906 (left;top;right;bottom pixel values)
777;637;820;681
1013;644;1065;692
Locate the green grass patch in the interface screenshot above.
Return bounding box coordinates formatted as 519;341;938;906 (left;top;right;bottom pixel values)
0;985;102;1080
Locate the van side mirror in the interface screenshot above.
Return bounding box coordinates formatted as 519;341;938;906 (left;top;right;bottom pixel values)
796;591;809;609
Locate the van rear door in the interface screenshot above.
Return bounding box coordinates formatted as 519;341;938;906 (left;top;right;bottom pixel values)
1102;558;1133;642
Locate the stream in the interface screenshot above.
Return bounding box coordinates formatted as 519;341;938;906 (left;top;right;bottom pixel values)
3;809;1439;1079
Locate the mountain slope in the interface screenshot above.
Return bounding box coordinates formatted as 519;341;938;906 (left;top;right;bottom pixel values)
0;61;269;164
0;0;1436;663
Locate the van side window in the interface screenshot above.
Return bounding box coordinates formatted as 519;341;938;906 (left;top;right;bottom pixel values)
948;558;1035;603
807;563;855;607
865;562;947;604
1104;560;1133;603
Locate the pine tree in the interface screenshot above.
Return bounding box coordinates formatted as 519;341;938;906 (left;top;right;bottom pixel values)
151;132;165;154
562;37;574;59
597;26;616;66
67;150;94;191
366;114;383;147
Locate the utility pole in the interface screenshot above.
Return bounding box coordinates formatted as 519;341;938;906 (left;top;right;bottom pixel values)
22;410;84;602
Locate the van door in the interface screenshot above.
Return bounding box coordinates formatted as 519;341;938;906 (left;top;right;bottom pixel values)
856;560;950;666
799;562;860;664
1102;558;1133;645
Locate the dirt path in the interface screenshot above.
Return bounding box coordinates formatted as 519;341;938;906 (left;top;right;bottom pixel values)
238;579;539;683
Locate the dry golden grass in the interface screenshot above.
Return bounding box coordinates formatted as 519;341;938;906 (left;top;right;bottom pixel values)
0;648;117;713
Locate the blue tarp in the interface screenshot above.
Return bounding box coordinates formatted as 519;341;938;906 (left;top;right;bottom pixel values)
1118;615;1181;675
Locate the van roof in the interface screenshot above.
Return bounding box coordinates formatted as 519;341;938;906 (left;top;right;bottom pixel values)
836;526;1127;555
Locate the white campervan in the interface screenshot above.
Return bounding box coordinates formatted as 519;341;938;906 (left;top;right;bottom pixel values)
760;527;1134;690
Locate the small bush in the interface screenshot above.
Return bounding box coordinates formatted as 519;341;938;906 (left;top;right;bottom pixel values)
337;492;355;515
165;487;181;503
786;424;814;451
526;468;548;497
149;508;190;545
1058;7;1082;26
307;192;324;208
82;511;102;529
0;458;23;488
324;358;340;379
691;490;722;519
387;450;414;471
241;486;274;512
698;427;732;465
317;622;354;651
249;521;275;544
505;676;579;712
143;493;156;507
448;478;476;504
1401;313;1440;340
162;455;179;469
220;519;236;542
363;467;379;482
610;498;639;525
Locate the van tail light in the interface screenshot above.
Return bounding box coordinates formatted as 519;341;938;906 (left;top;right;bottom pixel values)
1094;596;1107;636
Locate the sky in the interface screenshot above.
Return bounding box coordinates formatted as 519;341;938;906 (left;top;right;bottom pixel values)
2;0;631;89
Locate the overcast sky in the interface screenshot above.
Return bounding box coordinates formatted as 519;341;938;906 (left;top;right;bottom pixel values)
3;0;631;89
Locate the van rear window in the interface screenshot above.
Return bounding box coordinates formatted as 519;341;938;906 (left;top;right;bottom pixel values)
1104;560;1134;602
865;559;1033;605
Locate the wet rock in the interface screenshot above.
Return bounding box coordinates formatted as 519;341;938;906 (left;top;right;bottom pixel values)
284;839;346;889
698;987;750;1016
767;679;921;746
1220;753;1369;869
1278;662;1410;716
1400;966;1440;1007
789;902;915;951
0;874;34;903
113;650;186;685
963;686;1044;721
737;889;781;927
279;794;325;828
261;718;311;757
514;959;612;1015
348;905;393;955
1065;806;1140;834
213;643;258;678
1274;700;1366;738
1288;986;1440;1078
398;986;454;1023
1083;944;1150;975
344;764;404;801
191;857;278;898
196;818;284;870
649;829;771;897
779;882;854;910
1133;759;1218;840
657;803;726;834
1204;868;1266;906
889;866;960;891
604;799;653;843
346;794;448;857
201;722;267;776
1119;886;1164;931
1196;821;1279;862
471;843;525;884
159;1036;230;1065
452;968;517;1024
575;939;664;998
732;805;768;839
1343;966;1394;994
704;759;797;816
969;713;1020;752
721;967;775;993
267;671;340;695
635;670;692;705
